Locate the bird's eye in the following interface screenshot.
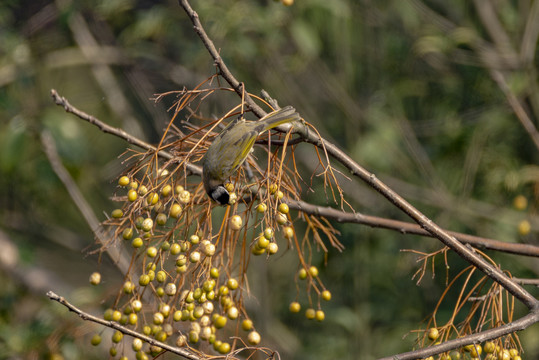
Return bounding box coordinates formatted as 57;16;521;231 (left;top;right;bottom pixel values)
212;186;230;205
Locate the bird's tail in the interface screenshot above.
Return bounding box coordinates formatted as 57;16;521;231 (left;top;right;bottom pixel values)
257;106;301;132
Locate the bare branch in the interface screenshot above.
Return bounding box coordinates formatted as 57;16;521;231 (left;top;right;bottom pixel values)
289;199;539;258
50;90;539;258
378;307;539;360
40;130;131;275
179;0;539;309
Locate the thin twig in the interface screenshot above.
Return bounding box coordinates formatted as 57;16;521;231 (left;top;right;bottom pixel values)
41;130;131;275
50;89;201;176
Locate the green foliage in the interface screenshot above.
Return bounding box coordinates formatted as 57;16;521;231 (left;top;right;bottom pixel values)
1;0;538;359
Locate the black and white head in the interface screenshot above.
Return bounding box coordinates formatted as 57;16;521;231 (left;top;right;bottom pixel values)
210;185;230;205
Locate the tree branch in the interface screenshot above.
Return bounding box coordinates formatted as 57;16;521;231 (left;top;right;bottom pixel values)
176;0;538;312
50;89;539;259
289;199;539;258
46;291;207;360
378;307;539;360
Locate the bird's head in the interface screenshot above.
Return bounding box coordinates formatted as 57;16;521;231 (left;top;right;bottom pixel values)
209;185;230;205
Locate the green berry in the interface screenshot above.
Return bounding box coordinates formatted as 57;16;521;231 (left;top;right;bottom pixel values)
90;334;101;346
156;213;167;226
112;330;123;343
111;209;123;218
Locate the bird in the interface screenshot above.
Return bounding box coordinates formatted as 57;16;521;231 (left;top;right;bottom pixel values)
201;106;301;205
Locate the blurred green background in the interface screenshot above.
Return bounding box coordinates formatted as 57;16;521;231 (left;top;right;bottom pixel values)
1;0;538;359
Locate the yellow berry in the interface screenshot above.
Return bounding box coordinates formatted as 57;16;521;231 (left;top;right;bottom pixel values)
224;183;234;192
228;192;237;205
267;242;279;254
309;266;319;277
147;192;159;205
242;319;253;331
321;290;331;301
227;278;239;290
283;226;294;239
142;218;153;232
132;237;143;248
227;306;239;320
252;246;266;255
247;331;261;345
147;247;158;258
513;195;527;210
176;335;187;347
264;227;274;239
112;310;122;322
256;203;267;213
139;274;150;286
269;184;278;194
469;344;482;357
122;228;133;240
170;203;182;218
278;203;289;214
427;327;439;341
156;213;167;225
305;308;316;319
518;220;531;235
214;315;227;329
218;342;230;354
275;190;284;200
118;176;130;187
158;168;169;178
112;330;123;343
178;190;191;204
90;334;101;346
289;301;301;313
89;272;101;285
276;212;288;225
153;312;164;325
123;281;135;294
161;184;172;197
315;310;325;322
282;0;294;6
128;189;138;202
111;209;123;218
483;341;495;354
189;251;201;263
257;236;270;249
132;338;143;351
230;215;243;230
138;185;148;195
298;268;308;280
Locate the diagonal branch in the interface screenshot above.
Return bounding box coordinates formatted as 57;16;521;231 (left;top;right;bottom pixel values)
50;88;539;259
289;199;539;258
46;291;207;360
176;0;538;311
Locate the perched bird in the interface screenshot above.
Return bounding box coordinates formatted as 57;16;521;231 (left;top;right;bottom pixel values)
202;106;301;205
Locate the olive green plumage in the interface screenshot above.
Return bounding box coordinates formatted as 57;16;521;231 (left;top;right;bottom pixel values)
202;106;301;204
